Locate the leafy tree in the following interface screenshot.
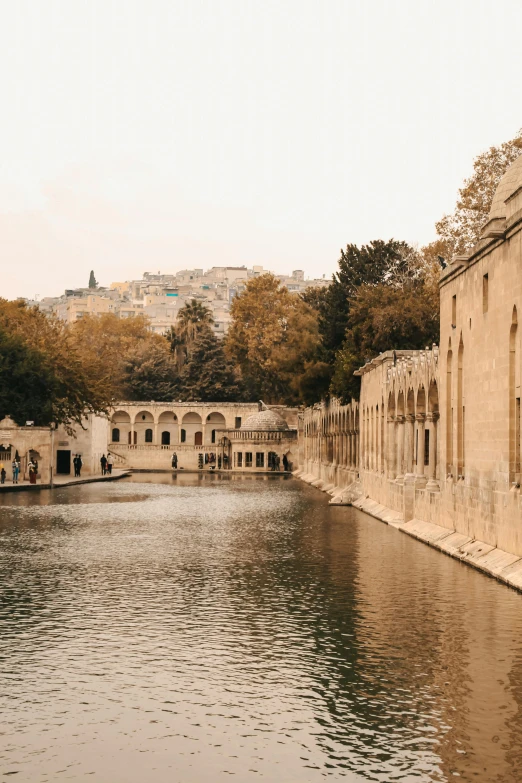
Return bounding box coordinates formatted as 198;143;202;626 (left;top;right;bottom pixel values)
179;326;242;401
120;340;179;401
88;270;98;289
0;300;111;431
69;313;161;399
330;278;439;402
426;128;522;261
304;240;422;365
226;274;326;404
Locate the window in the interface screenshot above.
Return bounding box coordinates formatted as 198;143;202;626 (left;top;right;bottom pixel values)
245;452;252;467
112;428;120;443
424;430;430;466
483;273;489;314
452;295;457;327
181;429;186;443
211;429;216;444
256;452;264;468
235;417;242;429
161;431;170;445
236;452;243;468
145;428;153;443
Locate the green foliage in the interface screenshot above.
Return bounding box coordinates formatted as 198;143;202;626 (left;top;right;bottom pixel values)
120;340;179;401
179;326;242;401
88;270;97;289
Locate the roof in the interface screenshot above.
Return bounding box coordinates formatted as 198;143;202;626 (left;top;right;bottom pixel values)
241;409;289;431
488;154;522;220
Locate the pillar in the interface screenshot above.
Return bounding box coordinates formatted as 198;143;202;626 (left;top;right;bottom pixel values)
426;412;440;491
414;413;427;488
387;417;396;479
404;414;415;476
395;415;404;481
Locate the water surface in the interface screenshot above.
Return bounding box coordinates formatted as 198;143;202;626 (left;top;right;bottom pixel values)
1;473;521;782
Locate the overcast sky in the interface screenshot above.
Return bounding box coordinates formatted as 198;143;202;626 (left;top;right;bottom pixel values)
1;0;521;300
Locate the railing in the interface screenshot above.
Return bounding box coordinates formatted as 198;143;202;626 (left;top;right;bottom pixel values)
109;443;207;451
228;430;297;441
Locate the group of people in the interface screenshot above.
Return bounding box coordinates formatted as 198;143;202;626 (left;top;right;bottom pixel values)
100;454;113;475
0;457;35;485
73;454;83;477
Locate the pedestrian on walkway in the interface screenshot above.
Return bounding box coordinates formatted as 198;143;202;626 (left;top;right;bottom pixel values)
106;454;113;474
100;454;107;475
28;461;37;484
12;459;19;484
171;453;178;470
282;454;289;472
1;466;6;484
77;455;82;477
73;455;78;477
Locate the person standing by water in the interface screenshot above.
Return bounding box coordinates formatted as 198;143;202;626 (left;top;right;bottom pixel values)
106;454;113;475
171;453;178;470
100;454;107;475
0;465;6;484
12;459;19;484
77;455;82;477
282;454;289;472
28;461;37;484
73;455;78;477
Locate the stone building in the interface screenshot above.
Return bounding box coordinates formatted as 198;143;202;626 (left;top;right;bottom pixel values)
108;402;297;471
296;153;522;583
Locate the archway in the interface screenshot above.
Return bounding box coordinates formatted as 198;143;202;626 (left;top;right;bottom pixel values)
111;410;131;445
205;412;226;445
133;410;154;445
158;411;179;445
182;412;203;445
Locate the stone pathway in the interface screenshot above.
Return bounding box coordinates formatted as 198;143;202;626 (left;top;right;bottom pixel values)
0;470;130;493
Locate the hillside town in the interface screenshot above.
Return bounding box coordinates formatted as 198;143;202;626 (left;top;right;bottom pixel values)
27;265;330;336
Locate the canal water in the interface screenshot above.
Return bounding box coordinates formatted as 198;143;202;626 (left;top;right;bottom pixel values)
1;474;522;782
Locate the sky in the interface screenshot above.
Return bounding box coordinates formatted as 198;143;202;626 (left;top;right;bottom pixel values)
1;0;521;300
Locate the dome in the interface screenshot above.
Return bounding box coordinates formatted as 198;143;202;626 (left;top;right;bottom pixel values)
488;154;522;220
241;409;289;431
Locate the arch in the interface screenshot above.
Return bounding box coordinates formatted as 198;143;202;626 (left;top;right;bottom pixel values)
509;306;520;483
134;410;155;445
181;412;203;445
397;391;405;416
388;390;396;417
457;335;464;476
111;410;131;445
447;341;453;475
416;386;426;415
406;388;415;415
161;431;171;446
428;380;439;414
205;412;226;445
111;410;131;423
158;411;179;445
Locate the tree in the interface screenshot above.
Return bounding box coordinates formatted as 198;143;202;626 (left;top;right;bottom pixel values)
305;240;422;365
226;274;326;404
426;128;522;260
0;300;111;431
88;271;98;289
69;313;161;400
120;340;179;401
330;278;439;402
179;326;242;401
167;299;214;370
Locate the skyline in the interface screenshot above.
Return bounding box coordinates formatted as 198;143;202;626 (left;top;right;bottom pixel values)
2;0;522;300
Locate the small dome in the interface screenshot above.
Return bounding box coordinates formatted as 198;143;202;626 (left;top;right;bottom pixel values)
241;409;289;431
488;154;522;220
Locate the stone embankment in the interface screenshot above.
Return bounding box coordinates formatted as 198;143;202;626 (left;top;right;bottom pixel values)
293;468;522;593
0;470;131;493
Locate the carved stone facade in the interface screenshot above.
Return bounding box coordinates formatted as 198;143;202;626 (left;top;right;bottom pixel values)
296;153;522;582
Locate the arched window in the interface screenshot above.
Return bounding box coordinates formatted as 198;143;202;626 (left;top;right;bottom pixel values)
112;428;120;443
145;428;153;443
161;431;171;445
181;429;186;443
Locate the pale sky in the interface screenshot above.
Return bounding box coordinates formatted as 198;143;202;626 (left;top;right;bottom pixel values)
1;0;521;300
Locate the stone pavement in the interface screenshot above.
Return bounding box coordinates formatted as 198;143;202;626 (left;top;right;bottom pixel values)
0;470;131;493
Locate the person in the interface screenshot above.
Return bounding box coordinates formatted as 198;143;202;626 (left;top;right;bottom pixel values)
171;453;178;470
12;459;19;484
77;454;82;477
28;461;37;484
73;454;78;477
100;454;107;475
1;465;6;484
106;454;113;474
282;454;289;472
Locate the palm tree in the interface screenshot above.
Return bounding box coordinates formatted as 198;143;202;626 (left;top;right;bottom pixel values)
170;300;214;370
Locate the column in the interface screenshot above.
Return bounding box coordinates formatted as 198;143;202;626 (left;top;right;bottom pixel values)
404;414;415;477
154;422;159;445
395;415;404;481
426;412;440;491
387;417;396;479
415;413;427;487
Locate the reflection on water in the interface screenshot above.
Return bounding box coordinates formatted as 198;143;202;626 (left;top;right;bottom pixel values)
1;473;521;782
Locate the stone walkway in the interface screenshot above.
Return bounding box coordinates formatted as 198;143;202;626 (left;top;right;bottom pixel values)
0;470;131;493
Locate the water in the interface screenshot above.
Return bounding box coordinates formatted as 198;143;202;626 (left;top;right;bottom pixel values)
1;473;522;782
